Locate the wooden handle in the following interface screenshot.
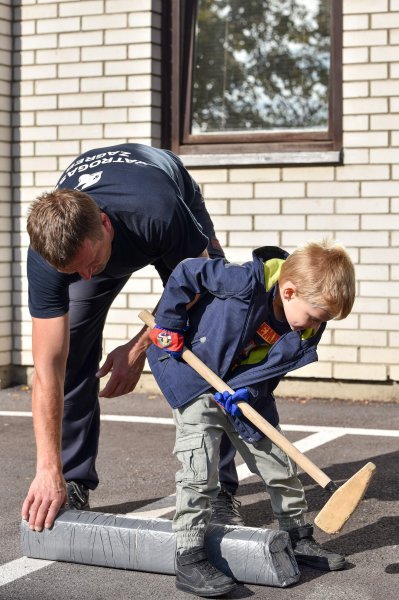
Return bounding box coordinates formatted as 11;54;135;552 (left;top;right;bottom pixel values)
139;309;331;489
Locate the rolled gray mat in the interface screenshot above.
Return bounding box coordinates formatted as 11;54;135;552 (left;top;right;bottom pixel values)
21;510;300;588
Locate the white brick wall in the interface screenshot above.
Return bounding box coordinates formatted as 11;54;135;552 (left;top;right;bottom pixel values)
4;1;399;396
0;1;12;383
187;1;399;389
10;0;164;376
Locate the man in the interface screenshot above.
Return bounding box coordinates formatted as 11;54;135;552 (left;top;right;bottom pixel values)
22;143;242;532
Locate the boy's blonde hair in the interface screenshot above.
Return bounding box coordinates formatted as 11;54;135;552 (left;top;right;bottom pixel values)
279;240;355;320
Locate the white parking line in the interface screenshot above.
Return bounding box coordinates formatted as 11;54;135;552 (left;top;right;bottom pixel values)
0;411;32;418
0;411;174;425
0;557;53;586
102;414;174;425
1;411;398;437
282;424;399;437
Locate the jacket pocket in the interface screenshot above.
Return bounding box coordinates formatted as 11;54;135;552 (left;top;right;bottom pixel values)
190;335;208;348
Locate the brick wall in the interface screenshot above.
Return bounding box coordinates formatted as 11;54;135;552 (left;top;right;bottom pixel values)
0;0;12;386
12;0;163;375
8;0;399;399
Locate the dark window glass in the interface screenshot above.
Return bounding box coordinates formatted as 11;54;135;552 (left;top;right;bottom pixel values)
192;0;330;135
163;0;342;162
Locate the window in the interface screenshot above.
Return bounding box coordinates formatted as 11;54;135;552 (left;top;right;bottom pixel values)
162;0;342;165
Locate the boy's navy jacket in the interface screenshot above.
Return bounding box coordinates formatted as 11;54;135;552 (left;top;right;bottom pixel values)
147;246;325;439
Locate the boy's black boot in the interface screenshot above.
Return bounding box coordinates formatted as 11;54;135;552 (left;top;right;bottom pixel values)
210;487;244;526
175;547;237;597
288;523;346;571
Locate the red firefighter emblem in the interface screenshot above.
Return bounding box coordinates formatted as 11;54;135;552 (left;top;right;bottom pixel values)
156;331;172;348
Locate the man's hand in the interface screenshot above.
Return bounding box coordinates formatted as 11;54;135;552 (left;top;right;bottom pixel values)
97;329;149;397
21;469;67;531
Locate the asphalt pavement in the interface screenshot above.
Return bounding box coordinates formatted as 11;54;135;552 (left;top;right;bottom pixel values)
0;385;398;600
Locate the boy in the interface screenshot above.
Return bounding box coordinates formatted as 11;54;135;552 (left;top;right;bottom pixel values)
147;241;355;597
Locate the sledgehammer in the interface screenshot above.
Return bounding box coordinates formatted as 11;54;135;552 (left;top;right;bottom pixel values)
139;309;376;534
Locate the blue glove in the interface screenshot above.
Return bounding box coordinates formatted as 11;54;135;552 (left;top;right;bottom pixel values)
214;388;250;417
149;325;184;358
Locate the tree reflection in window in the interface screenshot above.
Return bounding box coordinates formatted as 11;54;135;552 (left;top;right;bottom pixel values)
191;0;330;134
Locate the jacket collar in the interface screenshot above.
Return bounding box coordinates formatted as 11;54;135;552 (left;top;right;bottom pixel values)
252;245;289;263
252;246;289;291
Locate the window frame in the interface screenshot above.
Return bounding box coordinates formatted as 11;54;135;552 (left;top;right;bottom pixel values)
162;0;343;165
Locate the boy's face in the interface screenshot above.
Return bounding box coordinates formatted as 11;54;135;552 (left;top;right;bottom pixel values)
279;281;333;331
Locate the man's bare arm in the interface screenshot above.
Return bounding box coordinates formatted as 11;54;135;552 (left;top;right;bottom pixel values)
97;249;209;397
21;315;69;530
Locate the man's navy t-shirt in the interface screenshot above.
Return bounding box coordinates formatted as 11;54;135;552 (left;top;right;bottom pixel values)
27;143;209;318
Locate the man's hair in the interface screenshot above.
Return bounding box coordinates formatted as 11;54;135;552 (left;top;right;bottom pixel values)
279;240;356;320
27;189;103;268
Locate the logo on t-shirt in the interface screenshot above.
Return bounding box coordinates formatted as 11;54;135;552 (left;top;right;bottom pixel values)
75;171;103;190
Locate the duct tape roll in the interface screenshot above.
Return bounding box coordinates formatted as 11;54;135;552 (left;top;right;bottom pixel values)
21;510;300;588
